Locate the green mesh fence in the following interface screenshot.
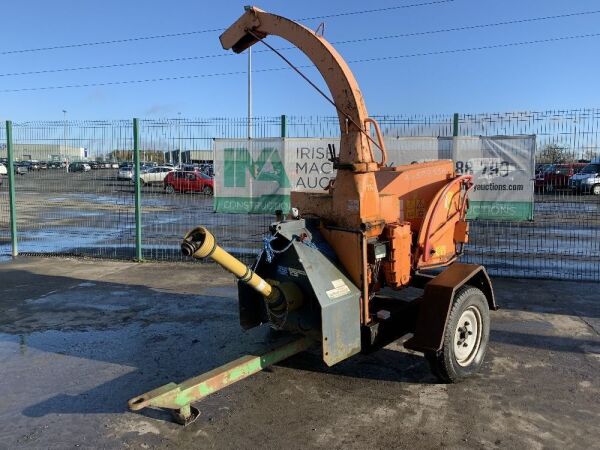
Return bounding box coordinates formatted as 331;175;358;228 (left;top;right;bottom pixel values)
1;120;134;259
1;110;599;279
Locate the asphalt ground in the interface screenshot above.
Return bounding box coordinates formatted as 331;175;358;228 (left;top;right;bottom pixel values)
0;257;598;449
0;169;599;278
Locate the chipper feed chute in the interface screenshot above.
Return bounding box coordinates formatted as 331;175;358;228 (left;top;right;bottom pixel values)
128;6;496;425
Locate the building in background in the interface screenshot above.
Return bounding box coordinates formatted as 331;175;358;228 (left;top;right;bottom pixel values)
0;143;84;161
165;149;213;165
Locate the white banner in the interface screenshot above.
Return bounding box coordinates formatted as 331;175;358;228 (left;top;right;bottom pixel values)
285;136;452;192
285;138;337;192
385;136;452;165
452;135;535;221
213;138;290;213
214;135;535;220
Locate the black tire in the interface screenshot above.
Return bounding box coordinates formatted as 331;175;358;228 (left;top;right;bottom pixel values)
165;184;175;194
202;185;213;195
425;286;490;383
592;184;600;196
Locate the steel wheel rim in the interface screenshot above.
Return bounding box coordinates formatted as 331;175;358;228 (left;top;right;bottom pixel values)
453;306;483;367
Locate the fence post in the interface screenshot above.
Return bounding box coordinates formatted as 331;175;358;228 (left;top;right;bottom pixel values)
5;121;17;257
280;114;287;138
452;112;459;137
133;118;143;261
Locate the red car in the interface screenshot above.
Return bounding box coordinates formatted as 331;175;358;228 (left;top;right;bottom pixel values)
535;163;587;192
164;171;214;195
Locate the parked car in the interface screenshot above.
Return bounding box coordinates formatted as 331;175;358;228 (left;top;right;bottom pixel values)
181;164;202;172
164;171;214;195
117;166;134;180
69;162;91;172
138;166;175;186
569;162;600;195
111;163;119;169
27;161;41;171
0;163;7;175
14;163;28;175
71;162;89;172
535;163;587;192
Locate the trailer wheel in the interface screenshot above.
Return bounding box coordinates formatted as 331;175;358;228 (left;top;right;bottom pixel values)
425;286;490;383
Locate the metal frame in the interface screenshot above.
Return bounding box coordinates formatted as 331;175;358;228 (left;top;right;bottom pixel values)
128;336;313;425
133;118;142;261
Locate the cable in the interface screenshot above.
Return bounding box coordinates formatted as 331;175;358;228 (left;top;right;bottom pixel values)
0;53;233;78
346;32;600;64
0;67;289;92
1;32;598;93
246;28;386;155
0;28;226;56
0;1;455;56
332;9;600;45
295;0;455;21
1;9;598;78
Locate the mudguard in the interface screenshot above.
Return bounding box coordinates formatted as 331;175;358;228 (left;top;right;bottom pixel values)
404;263;496;353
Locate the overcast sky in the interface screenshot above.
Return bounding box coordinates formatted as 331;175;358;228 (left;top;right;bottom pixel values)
0;0;599;120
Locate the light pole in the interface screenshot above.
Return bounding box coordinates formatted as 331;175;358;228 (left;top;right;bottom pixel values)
62;110;68;171
178;112;182;166
248;47;252;139
161;128;167;164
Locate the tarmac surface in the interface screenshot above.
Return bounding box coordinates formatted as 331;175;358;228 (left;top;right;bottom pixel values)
0;257;599;449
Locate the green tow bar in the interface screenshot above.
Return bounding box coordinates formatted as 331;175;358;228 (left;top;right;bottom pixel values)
128;336;313;425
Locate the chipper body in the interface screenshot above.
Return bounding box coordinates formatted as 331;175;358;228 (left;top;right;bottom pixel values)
129;6;497;425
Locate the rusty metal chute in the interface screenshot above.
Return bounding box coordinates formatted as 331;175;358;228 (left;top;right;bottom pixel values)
220;6;374;167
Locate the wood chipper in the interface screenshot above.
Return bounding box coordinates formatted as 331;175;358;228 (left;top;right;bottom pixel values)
129;6;497;425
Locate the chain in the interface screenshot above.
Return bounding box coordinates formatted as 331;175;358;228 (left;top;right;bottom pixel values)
262;231;294;263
